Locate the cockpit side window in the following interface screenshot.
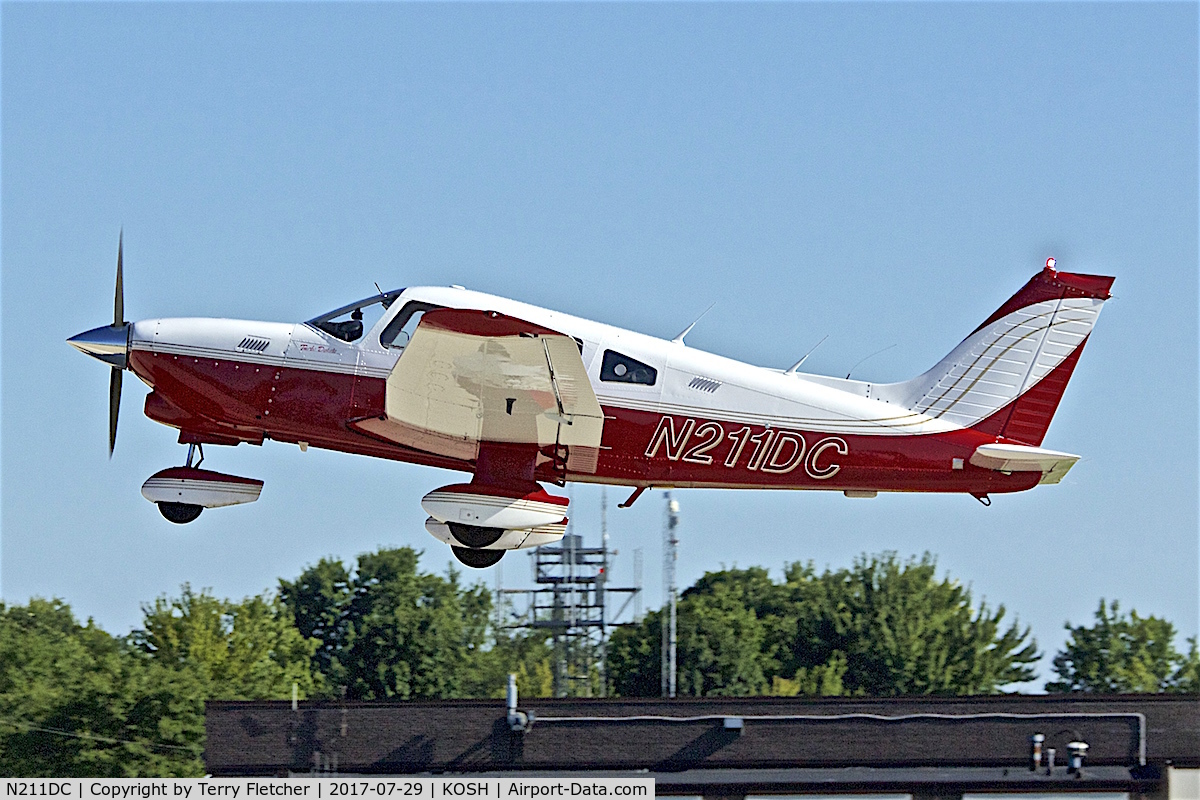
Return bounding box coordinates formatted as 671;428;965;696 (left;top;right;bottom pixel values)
308;290;404;343
317;316;364;342
379;301;444;349
600;350;657;385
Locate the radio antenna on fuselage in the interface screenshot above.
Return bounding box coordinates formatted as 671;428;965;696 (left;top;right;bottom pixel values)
785;335;829;375
846;343;897;380
373;282;395;309
671;302;716;345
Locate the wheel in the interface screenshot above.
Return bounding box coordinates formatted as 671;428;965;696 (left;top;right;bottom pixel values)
447;522;505;548
451;546;504;569
158;502;203;524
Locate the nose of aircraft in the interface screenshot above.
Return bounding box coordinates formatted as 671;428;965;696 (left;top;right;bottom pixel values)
67;323;130;369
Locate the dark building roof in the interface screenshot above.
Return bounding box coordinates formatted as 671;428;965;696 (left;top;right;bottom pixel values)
207;694;1199;784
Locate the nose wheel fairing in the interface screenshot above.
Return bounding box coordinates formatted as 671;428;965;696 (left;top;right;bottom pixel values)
141;444;264;523
140;466;264;508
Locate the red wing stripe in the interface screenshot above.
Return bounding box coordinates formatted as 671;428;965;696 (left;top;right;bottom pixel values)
420;308;565;339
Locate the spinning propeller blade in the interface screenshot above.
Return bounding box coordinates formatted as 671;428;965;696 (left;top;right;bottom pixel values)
67;232;133;455
114;230;124;326
109;367;122;457
110;232;124;457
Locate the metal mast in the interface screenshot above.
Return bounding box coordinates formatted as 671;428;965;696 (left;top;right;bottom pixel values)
661;492;679;698
633;547;644;621
499;490;641;697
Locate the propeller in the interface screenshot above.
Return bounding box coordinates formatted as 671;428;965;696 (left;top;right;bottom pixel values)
68;233;131;456
109;232;125;456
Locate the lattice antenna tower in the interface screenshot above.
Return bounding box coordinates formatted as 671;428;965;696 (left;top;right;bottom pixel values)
498;489;642;697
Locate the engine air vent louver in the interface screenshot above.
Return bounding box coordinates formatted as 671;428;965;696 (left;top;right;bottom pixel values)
237;336;270;352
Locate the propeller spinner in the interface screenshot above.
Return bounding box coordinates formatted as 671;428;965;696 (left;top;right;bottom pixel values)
67;233;130;456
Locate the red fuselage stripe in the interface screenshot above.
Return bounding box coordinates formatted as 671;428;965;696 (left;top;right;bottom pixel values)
129;348;1039;495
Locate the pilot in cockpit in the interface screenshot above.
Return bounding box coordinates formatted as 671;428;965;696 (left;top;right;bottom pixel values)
316;307;364;342
347;308;364;341
309;289;407;344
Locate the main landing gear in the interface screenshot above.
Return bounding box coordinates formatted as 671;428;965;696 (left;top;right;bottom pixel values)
450;546;505;569
422;483;571;569
446;523;507;567
447;522;505;548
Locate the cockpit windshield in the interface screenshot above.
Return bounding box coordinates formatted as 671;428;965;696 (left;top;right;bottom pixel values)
306;289;405;342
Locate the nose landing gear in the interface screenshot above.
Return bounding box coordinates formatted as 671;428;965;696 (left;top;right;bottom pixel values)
157;444;205;523
141;443;264;524
158;501;203;524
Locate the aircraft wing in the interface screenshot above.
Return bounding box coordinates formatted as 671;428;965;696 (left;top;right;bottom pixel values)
352;309;604;473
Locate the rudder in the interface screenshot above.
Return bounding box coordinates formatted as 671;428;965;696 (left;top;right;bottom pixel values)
886;259;1114;445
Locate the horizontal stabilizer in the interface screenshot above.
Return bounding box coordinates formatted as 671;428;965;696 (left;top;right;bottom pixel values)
969;443;1080;485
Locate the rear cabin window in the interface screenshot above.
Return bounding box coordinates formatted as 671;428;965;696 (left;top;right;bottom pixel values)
601;350;657;385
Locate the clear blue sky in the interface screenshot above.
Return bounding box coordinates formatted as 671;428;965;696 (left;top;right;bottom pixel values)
3;2;1197;692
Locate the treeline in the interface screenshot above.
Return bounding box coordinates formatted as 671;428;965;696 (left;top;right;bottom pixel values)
1;548;1196;776
609;555;1040;696
608;555;1198;697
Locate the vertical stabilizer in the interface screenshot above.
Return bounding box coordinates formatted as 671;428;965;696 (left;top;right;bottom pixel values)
884;261;1114;445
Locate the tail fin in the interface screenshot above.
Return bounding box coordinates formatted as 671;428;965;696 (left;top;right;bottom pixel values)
888;260;1114;445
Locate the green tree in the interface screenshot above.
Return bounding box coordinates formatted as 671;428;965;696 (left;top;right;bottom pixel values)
608;567;780;697
132;585;320;700
275;557;352;681
1174;639;1200;693
1046;599;1200;693
608;553;1039;697
279;547;494;699
779;553;1039;695
462;631;556;699
0;599;205;777
770;650;848;697
607;610;665;697
676;576;773;696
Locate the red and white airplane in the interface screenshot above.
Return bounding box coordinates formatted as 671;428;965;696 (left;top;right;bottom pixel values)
69;240;1114;568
